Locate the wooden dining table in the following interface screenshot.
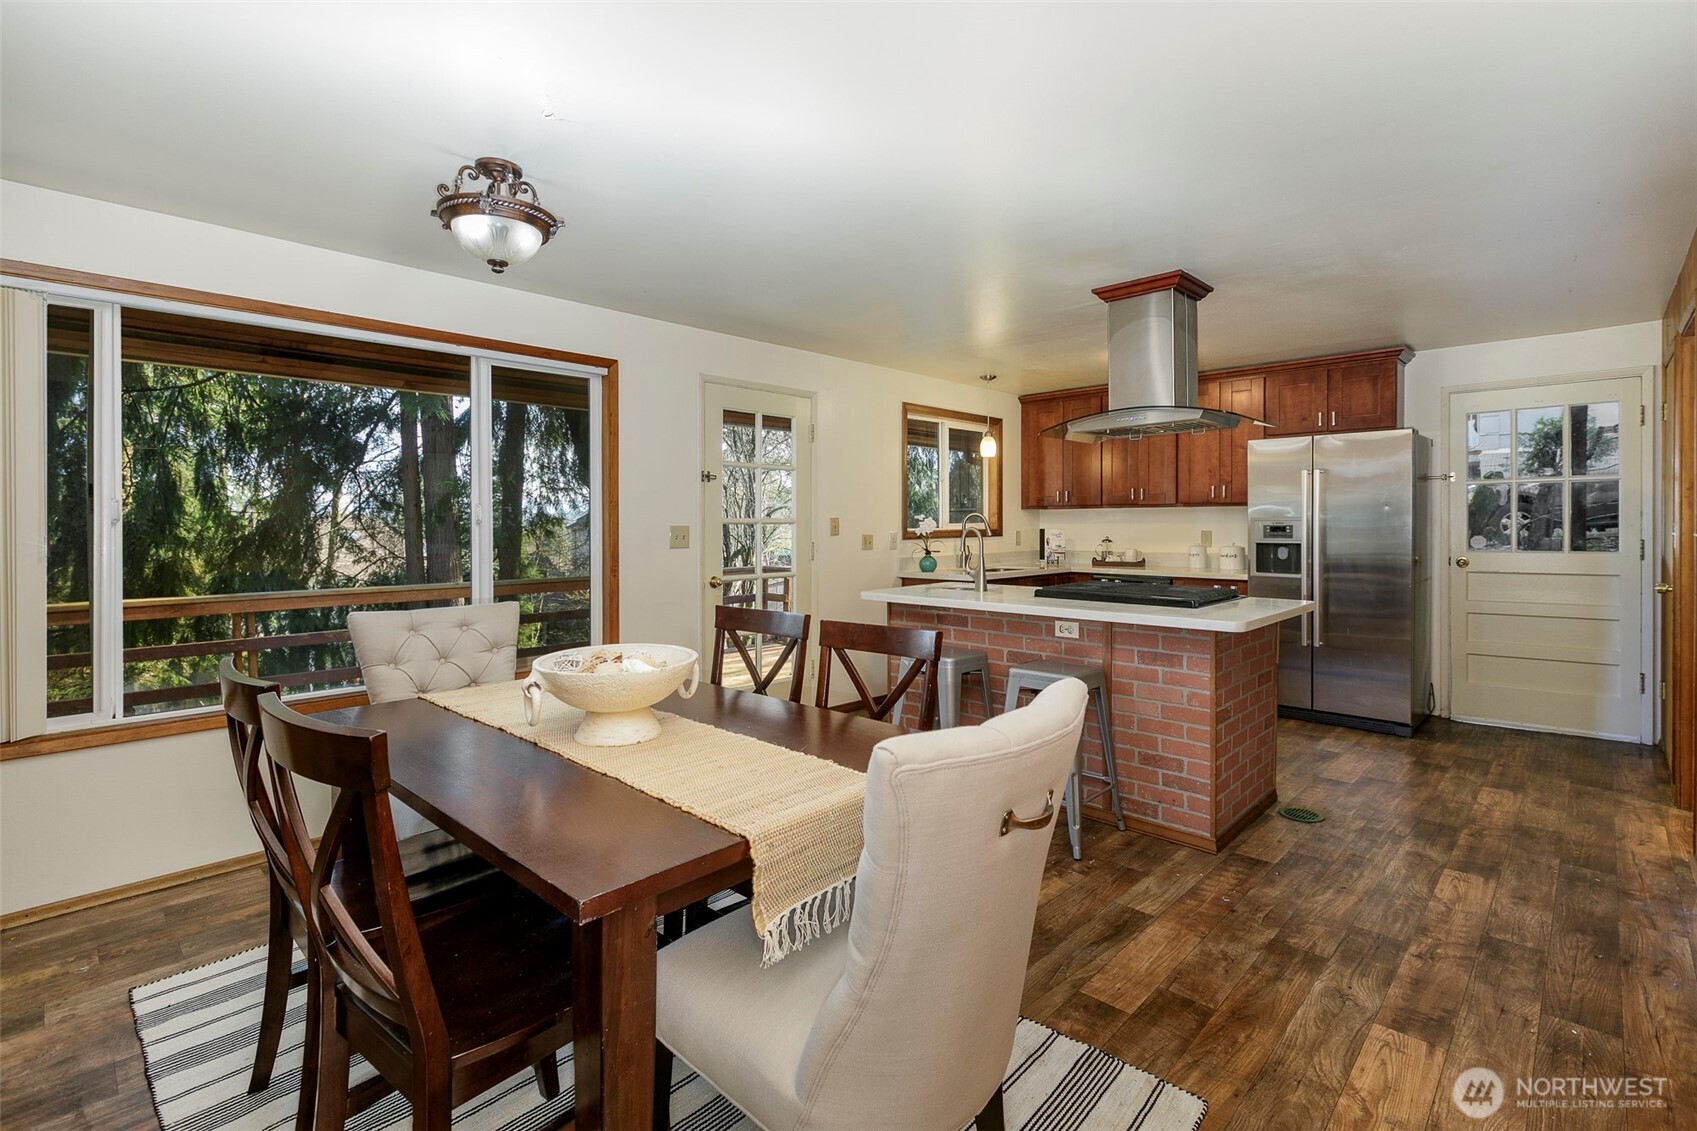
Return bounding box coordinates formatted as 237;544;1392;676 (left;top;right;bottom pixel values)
325;684;903;1130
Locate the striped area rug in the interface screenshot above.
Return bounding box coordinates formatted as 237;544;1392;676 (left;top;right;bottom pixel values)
130;947;1206;1131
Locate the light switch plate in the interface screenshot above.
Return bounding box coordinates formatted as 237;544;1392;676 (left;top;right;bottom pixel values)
1054;621;1080;639
1015;530;1023;545
668;525;690;549
888;531;898;550
830;517;841;536
861;534;874;551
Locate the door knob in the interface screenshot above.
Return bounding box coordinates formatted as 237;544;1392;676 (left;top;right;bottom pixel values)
707;576;723;589
1455;557;1470;569
1655;582;1674;594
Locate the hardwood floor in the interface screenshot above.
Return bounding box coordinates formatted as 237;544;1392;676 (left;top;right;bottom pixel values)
3;717;1693;1129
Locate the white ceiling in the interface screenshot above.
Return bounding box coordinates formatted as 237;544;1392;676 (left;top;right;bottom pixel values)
2;2;1693;392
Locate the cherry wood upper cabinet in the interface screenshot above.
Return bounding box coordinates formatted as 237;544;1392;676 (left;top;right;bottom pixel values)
1231;347;1410;436
1263;366;1328;434
1020;389;1104;508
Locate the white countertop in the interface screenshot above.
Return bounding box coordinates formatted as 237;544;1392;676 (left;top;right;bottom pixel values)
862;584;1310;633
894;556;1248;584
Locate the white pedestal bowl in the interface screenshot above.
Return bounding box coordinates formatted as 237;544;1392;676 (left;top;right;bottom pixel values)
522;644;700;746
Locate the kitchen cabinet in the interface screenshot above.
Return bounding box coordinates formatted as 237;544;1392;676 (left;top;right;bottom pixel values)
1102;433;1178;506
1017;346;1408;511
1178;374;1264;505
1020;389;1104;508
1255;348;1409;435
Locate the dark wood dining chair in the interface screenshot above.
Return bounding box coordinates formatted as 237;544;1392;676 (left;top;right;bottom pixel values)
256;690;576;1131
709;604;811;701
814;620;944;730
219;660;497;1128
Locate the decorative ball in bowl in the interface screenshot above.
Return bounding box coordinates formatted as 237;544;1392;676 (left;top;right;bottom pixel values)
521;644;700;746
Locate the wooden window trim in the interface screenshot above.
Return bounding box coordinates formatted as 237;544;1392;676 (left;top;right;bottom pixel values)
1;261;621;759
901;401;1004;538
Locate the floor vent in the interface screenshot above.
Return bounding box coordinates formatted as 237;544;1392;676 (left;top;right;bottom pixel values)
1277;805;1325;824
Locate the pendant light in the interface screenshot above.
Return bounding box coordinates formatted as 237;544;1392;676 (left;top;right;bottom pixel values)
433;157;561;274
978;374;999;458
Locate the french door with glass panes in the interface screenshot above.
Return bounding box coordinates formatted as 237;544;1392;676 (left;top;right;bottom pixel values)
1447;374;1646;740
702;383;812;699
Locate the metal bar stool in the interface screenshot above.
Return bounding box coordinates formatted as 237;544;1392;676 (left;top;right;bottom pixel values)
1003;659;1125;859
898;646;993;728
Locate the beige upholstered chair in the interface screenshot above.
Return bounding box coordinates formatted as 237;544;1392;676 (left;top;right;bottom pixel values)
346;602;521;838
654;678;1088;1131
346;602;521;704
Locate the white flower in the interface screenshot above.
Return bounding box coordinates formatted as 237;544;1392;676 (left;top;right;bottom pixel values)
913;516;938;535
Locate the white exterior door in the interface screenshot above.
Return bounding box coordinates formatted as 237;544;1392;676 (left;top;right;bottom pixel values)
701;383;812;699
1447;374;1646;740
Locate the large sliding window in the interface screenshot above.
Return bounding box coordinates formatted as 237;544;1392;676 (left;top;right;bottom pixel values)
26;294;606;730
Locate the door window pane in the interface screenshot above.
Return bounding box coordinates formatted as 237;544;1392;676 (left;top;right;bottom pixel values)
1571;402;1620;476
722;523;756;573
1571;481;1621;552
761;523;794;569
1466;411;1510;481
722;466;756;520
761;469;794;518
1466;484;1512;551
722;411;756;462
1514;483;1564;551
1515;406;1564;478
45;307;94;718
761;416;794;466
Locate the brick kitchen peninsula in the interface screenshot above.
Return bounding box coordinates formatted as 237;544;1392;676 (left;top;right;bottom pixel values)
861;584;1312;853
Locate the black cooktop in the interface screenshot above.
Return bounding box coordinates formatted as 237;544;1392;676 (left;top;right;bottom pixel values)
1033;579;1241;608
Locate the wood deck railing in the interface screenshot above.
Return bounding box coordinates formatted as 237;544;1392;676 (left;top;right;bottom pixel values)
46;576;591;716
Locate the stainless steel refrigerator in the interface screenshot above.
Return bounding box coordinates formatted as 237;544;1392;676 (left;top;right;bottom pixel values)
1247;429;1433;735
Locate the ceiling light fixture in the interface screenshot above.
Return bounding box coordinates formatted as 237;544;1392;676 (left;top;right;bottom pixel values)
432;157;561;274
979;374;999;458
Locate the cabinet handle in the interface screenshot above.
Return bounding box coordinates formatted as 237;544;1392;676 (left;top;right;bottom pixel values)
1209;484;1215;499
1330;411;1336;428
1317;412;1323;428
1222;483;1228;500
1139;487;1145;501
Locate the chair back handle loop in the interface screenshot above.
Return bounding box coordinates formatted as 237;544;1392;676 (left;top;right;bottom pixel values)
1000;790;1055;836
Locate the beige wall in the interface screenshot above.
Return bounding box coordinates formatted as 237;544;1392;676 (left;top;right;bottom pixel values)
0;182;1033;914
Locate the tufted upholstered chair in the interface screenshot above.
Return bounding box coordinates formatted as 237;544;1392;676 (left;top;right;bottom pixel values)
347;602;521;838
346;602;521;704
653;678;1088;1131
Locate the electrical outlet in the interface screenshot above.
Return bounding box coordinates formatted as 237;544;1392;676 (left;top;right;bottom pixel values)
1199;529;1213;547
668;525;690;549
1015;530;1023;546
830;517;841;536
888;531;898;550
1054;621;1079;639
861;534;874;551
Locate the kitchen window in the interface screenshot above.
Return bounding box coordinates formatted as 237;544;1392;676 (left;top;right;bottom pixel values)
2;283;610;741
902;403;1002;537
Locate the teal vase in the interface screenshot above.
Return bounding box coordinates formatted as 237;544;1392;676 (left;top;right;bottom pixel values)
919;554;937;573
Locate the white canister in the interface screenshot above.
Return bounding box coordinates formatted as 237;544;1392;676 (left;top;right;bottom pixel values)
1188;544;1207;569
1218;545;1246;571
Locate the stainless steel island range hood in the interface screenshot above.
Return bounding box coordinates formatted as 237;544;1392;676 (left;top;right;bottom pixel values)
1043;270;1267;442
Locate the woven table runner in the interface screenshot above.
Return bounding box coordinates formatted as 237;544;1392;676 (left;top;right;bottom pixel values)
420;683;866;964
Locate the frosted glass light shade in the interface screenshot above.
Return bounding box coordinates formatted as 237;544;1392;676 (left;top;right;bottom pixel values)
449;213;545;271
979;431;998;458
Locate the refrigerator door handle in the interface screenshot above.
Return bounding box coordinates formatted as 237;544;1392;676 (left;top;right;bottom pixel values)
1299;467;1310;647
1312;467;1326;647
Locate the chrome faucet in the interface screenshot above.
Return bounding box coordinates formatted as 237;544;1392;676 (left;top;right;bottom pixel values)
959;512;989;594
